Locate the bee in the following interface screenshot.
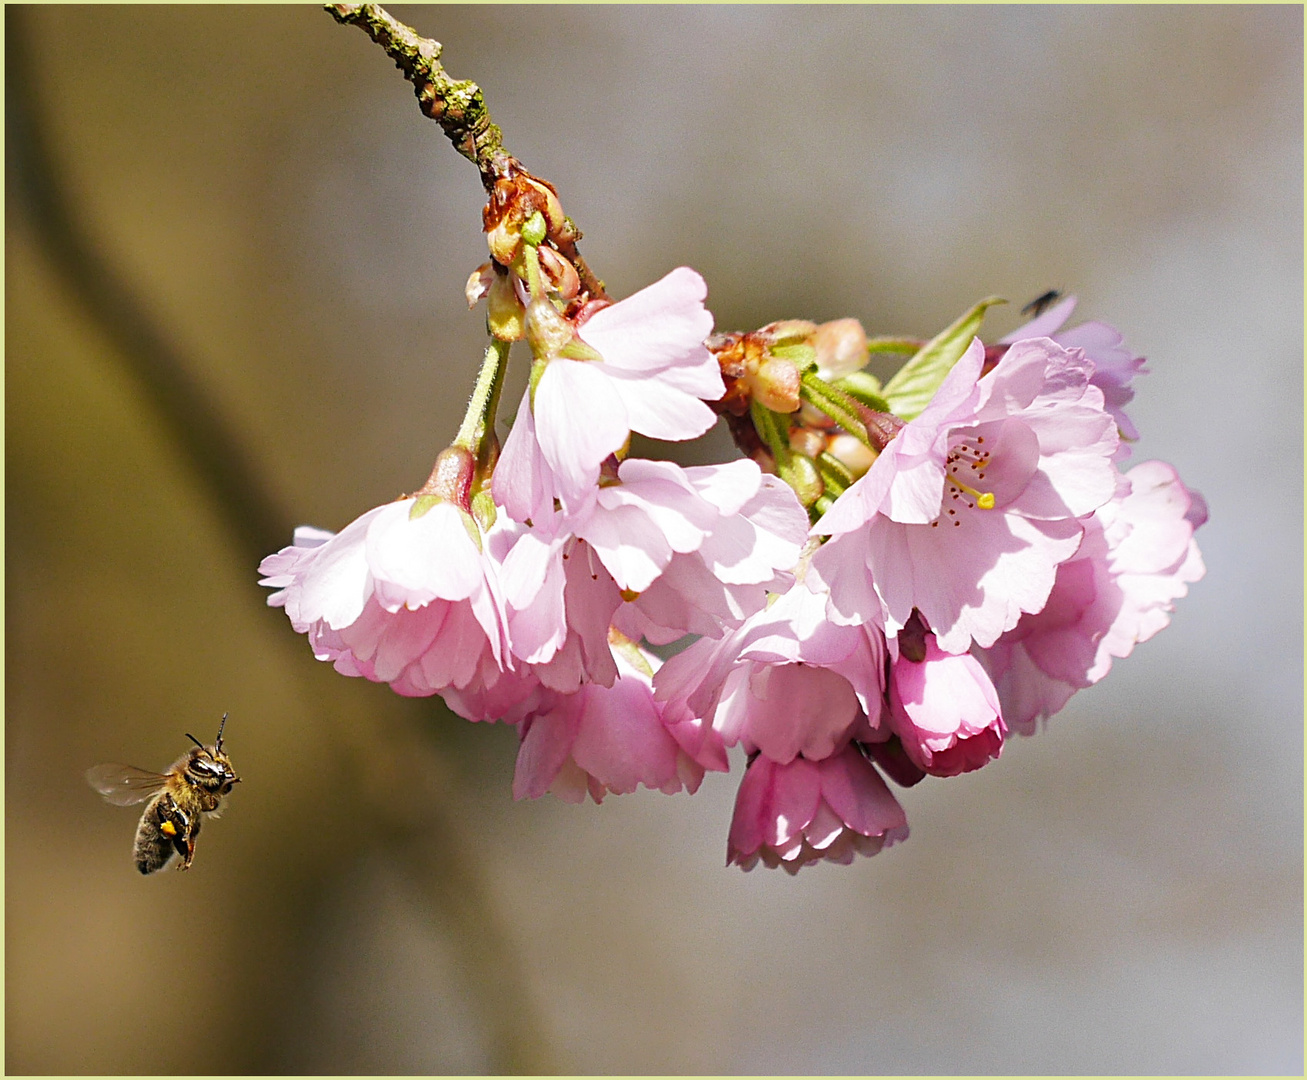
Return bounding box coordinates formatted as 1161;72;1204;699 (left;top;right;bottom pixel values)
1021;289;1064;318
86;713;240;874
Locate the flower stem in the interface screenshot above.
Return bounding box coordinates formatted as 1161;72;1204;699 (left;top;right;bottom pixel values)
454;337;512;455
799;370;873;448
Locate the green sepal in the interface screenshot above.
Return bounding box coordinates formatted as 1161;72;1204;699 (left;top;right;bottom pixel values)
780;451;823;509
610;635;653;679
813;493;837;520
558;337;604;363
816;451;855;495
458;506;484;552
832;370;890;413
528;356;548;408
471;488;497;532
409;494;441;520
770;342;817;370
881;296;1006;420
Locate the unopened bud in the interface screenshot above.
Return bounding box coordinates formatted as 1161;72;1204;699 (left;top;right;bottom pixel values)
538;245;580;301
789;427;825;460
752;356;802;413
524;295;575;359
762;319;817;346
826;432;877;478
487;217;521;267
465;262;495;308
487;273;526;341
813;318;868;380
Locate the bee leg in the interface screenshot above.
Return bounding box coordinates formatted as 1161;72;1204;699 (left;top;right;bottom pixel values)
176;814;201;871
158;799;192;869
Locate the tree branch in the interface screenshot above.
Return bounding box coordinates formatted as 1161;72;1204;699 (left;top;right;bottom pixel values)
326;3;513;189
326;3;608;302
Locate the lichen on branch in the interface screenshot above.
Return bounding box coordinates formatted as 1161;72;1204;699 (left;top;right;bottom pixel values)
326;3;512;187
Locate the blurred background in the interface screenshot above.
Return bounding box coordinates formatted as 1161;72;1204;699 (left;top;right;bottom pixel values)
6;5;1301;1073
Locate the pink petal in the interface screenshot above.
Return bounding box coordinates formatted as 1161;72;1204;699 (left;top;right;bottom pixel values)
513;705;581;800
365;500;484;606
533;359;629;504
576;266;715;375
493;388;556;524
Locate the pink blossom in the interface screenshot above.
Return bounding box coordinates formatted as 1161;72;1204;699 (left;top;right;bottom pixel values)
727;746;909;873
495;457;809;691
493;267;724;518
1000;295;1148;451
655;580;889;764
888;634;1005;776
258;499;511;702
978;459;1206;733
812;336;1120;653
512;646;709;804
494;524;623;694
608;459;810;644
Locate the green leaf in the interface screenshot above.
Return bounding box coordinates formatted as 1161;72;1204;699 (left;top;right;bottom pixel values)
881;296;1006;420
832;370;890;413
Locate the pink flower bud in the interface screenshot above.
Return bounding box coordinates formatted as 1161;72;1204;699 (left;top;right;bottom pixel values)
537;245;580;301
825;432;877;479
888;634;1005;777
751;355;802;413
524;296;575;359
813;318;868;380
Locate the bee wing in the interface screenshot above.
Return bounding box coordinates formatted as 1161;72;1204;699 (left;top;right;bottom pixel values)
85;763;170;806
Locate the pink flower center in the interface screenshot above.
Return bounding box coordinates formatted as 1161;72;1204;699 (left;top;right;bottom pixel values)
934;435;995;528
931;419;1040;528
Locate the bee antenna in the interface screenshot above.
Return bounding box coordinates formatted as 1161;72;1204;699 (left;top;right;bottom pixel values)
215;711;229;753
184;732;205;750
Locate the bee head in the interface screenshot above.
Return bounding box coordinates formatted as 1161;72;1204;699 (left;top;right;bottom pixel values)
183;713;239;794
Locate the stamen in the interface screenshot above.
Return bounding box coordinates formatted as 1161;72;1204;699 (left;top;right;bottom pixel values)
945;439;996;509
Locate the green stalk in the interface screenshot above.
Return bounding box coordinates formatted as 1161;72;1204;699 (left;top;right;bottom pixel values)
454;337;513;456
799;370;873;448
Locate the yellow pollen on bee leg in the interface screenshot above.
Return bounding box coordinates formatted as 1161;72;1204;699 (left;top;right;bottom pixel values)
160;821;178;837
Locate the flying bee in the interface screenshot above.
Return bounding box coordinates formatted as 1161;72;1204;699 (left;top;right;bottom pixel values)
86;713;240;874
1021;289;1065;318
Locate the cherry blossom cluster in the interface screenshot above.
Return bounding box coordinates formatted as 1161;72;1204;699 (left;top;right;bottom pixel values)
261;174;1205;874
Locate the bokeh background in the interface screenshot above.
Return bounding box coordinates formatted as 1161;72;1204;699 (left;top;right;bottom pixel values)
6;5;1302;1073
